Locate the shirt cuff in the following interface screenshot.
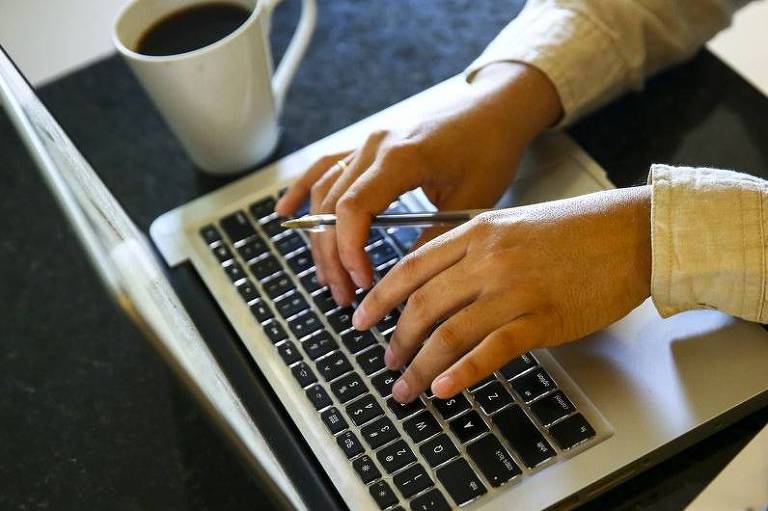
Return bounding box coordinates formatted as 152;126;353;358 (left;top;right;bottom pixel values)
649;164;768;323
463;2;626;127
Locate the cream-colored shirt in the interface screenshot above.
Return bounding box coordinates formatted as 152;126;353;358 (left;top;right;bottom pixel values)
465;0;767;323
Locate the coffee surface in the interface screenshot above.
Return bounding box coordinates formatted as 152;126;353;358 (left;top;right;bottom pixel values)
136;3;251;56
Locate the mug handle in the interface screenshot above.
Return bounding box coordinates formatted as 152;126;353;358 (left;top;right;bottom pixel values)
264;0;317;114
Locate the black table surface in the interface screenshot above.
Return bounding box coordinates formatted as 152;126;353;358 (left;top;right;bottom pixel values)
2;1;767;510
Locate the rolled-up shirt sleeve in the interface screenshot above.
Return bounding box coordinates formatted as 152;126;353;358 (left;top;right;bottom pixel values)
465;0;744;126
650;165;768;323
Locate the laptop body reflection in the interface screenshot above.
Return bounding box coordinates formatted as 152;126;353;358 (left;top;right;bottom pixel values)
2;44;767;510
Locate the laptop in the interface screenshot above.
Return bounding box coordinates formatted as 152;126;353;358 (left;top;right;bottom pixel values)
2;43;768;511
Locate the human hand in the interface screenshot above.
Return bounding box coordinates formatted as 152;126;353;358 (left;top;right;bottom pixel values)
352;186;652;403
275;63;562;305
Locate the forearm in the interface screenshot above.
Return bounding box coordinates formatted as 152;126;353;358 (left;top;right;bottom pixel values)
466;0;745;126
650;165;768;323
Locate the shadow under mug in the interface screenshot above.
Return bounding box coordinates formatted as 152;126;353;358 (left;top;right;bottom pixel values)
113;0;316;175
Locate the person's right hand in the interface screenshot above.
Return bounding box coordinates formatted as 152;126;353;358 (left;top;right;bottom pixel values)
275;62;562;305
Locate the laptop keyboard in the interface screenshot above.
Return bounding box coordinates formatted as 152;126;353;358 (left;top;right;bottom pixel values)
199;193;598;510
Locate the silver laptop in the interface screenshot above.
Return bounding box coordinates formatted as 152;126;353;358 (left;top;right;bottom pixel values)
3;44;768;511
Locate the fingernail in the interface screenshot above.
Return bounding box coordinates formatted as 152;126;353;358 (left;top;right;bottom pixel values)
432;374;454;397
384;347;398;369
352;304;367;330
350;270;368;290
392;379;410;403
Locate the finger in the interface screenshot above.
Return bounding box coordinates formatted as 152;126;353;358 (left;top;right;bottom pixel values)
335;143;427;291
308;165;344;286
390;297;513;403
352;224;469;330
317;132;386;293
275;150;352;216
385;260;478;369
432;316;544;399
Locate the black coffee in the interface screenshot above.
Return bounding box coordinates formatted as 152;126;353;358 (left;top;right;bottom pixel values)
136;3;252;56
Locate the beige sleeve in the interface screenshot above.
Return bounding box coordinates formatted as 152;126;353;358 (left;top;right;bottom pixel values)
465;0;745;125
650;165;768;323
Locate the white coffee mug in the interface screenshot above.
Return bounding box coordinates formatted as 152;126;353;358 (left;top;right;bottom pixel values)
113;0;316;175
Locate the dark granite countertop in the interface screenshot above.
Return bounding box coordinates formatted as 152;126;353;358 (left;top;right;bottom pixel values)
1;1;766;510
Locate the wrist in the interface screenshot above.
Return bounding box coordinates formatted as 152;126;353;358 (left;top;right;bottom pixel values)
469;62;563;142
626;185;652;298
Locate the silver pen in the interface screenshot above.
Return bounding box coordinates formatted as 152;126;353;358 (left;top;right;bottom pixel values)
281;209;490;232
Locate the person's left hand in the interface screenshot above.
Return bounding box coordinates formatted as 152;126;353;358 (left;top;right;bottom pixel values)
351;186;653;403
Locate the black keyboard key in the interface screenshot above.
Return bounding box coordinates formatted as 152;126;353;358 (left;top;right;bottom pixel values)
200;224;222;245
288;310;323;339
530;391;576;426
388;226;420;252
419;434;459;468
301;330;337;360
236;236;269;261
223;261;246;283
263;320;287;344
220;211;256;243
369;480;398;510
212;243;233;263
393;464;433;499
299;271;323;293
341;330;377;354
548;413;595;449
360;416;398;449
327;307;354;333
499;353;537;380
286;249;314;275
449;411;489;444
432;394;471;420
274;232;306;255
321;407;348;435
371;370;400;397
262;272;295;299
409;489;449;511
436;458;486;506
312;288;339;313
492;405;555;468
367;229;385;246
261;217;286;238
376;261;396;279
275;291;309;319
277;340;302;365
468;376;496;392
306;385;332;410
345;394;383;426
403;411;441;443
336;430;364;459
377;309;400;333
357;345;386;375
294;199;310;217
368;241;398;268
316;351;352;381
510;368;556;402
237;280;260;303
291;362;317;387
376;439;416;474
352;455;380;484
249;196;276;220
250;299;274;323
473;381;513;415
331;372;368;403
249;254;282;281
387;397;425;420
466;434;521;487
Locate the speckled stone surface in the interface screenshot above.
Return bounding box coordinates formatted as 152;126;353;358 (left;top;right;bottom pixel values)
1;1;766;510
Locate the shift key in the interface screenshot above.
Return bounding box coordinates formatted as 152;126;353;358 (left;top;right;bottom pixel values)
492;405;555;468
